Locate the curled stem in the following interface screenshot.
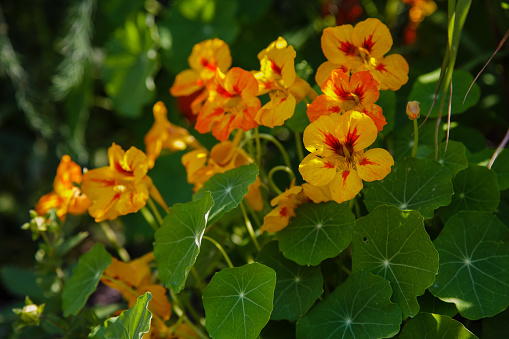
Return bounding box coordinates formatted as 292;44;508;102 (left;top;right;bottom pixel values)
268;166;296;195
240;202;261;252
240;133;292;169
294;131;304;162
202;236;234;268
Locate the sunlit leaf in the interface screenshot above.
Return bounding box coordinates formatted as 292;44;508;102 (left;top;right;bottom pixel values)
257;241;323;321
364;158;454;219
438;164;500;222
154;192;214;293
352;205;439;319
417;291;458;318
278;201;355;266
296;271;401;339
428;140;468;176
194;164;258;225
62;244;111;317
90;292;152;338
429;211;509;320
399;312;478;338
203;263;276;339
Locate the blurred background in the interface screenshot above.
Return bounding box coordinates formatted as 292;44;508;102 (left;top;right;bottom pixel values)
1;0;508;329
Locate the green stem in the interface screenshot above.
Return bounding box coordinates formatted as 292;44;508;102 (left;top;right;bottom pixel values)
99;222;131;262
182;316;209;339
268;166;296;195
294;131;304;162
245;202;262;229
141;206;159;232
190;266;205;294
148;197;164;226
411;119;419;158
255;127;262;169
202;236;234;268
240;133;292;169
241;202;261;252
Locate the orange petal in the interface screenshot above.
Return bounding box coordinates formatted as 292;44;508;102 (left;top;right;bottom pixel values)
349;70;380;105
255;92;296;128
306;95;342;123
299;153;337;186
290;77;316;102
362;104;386;132
330;169;363;204
356;148;394;182
315;61;348;88
367;54;409;91
245;177;264;212
352;18;392;58
170;69;203;97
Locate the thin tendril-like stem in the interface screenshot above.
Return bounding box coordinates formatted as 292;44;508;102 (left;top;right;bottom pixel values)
99;222;131;262
255;127;262;168
488;127;509;169
141;206;159;232
294;131;304;162
268;166;296;195
411;119;419;158
169;289;208;339
202;236;234;268
240;202;261;252
148;197;164;226
239;133;292;169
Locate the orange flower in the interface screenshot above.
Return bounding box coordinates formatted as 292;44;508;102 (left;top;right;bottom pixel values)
144;101;201;168
316;18;409;91
195;67;261;141
260;184;307;233
35;155;91;219
307;69;386;131
101;252;172;322
299;111;394;204
253;37;317;127
181;133;263;211
170;38;232;114
81;143;168;222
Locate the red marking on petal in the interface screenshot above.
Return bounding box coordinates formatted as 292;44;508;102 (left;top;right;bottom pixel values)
333;83;352;101
337;39;357;56
345;125;360;152
215;84;234;98
323;132;344;156
114;162;134;177
342;170;350;184
359;158;375;166
376;62;387;72
330;105;341;113
362;34;376;53
323;161;335;169
200;57;217;71
280;206;288;217
270;60;282;75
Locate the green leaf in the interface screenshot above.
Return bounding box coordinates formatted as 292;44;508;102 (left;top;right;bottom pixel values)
364;158;454;219
102;12;159;118
285;101;309;133
257;241;323;321
1;267;44;301
277;201;355;266
296;271;402;339
408;68;481;118
392;119;444;161
378;90;396;136
417;290;458;318
203;263;276;339
429;211;509;320
468;148;509;191
352;205;439;319
154;192;214;293
90;292;152;339
438;164;500;222
399;312;478;339
449;124;487;154
428;140;468;176
194;164;258;225
62;244;112;317
55;231;89;257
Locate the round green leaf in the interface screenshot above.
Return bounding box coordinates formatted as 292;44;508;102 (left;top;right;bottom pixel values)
378;90;396;136
352;205;439;319
429;211;509;320
90;292;152;339
278;201;355;266
468;148;509;191
417;291;458;318
203;263;276;339
154;192;214;293
62;244;111;317
408;68;481;118
392;119;444;161
257;241;323;321
438;164;500;222
399;312;478;339
428;140;469;176
364;158;454;219
296;271;402;339
194;163;258;225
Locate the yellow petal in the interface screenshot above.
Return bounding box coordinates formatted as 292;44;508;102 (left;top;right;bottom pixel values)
356;148;394;182
352;18;392;58
321;25;358;63
255;92;296;128
258;37;296;87
302;183;332;203
330;169;363;204
260;205;293;233
270;185;303;206
299;153;337;186
315;61;348;88
170;69;203;97
367;54;409;91
334;111;378;153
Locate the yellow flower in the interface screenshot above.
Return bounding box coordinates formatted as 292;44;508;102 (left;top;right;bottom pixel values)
35;155;91;219
144;101;201;168
260;184;307;233
253;37;317;127
81;143;168;222
299;111;394;204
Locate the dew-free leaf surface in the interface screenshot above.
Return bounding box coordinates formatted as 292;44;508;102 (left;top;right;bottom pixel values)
154;192;214;293
429;211;509;320
296;271;402;339
399;312;478;339
90;292;152;339
392;120;443;161
352;205;439;319
62;244;111;317
257;241;323;321
278;201;355;266
364;157;453;219
428;140;469;176
194;163;258;225
203;263;276;339
468;148;509;191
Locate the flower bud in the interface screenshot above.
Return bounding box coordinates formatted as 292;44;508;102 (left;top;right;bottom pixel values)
406;101;420;120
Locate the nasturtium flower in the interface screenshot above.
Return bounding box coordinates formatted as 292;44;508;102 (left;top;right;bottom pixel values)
182;133;263;211
299;111;394;204
81;143;168;222
101;252;172;321
406;100;421;120
144;101;201;168
316;18;409;91
35;155;91;220
170;38;232;114
307;69;386;131
253;37;317;127
195;67;261;141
